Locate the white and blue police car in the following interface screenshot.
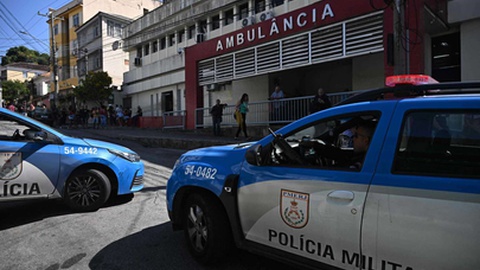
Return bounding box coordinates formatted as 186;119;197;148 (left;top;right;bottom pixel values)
167;75;480;270
0;107;144;212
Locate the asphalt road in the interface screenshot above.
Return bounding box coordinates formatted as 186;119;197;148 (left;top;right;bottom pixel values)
0;130;293;270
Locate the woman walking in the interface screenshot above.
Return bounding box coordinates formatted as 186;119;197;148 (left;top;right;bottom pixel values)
235;93;250;140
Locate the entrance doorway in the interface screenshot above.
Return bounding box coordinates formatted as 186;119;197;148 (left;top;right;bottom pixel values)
162;91;173;112
432;33;460;82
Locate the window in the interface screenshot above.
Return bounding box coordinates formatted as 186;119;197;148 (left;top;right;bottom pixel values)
255;0;266;13
169;33;175;47
144;43;150;56
211;15;220;30
188;25;196;39
239;3;249;20
94;25;99;37
95;56;101;68
178;29;185;43
0;114;42;142
152;40;158;53
393;111;480;178
160;37;166;50
260;113;379;170
136;47;142;58
114;23;122;37
72;39;78;55
199;20;207;33
271;0;284;7
73;14;80;27
107;20;114;37
224;9;234;25
107;20;122;37
54;24;59;35
23;71;28;78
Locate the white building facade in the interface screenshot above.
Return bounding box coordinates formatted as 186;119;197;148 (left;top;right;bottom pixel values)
76;12;133;106
122;0;480;129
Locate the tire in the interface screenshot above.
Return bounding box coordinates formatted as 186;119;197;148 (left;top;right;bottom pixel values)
183;193;233;264
64;169;111;212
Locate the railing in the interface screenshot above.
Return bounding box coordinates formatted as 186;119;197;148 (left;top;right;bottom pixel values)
195;91;358;129
163;110;186;129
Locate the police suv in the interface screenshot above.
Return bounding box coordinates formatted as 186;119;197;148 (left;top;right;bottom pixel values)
166;75;480;270
0;108;144;211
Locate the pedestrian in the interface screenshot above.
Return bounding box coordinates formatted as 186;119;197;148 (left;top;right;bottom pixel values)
210;99;227;136
131;106;143;127
309;87;332;114
91;107;100;129
27;103;36;117
269;85;284;121
99;105;108;128
7;102;16;112
80;106;90;127
235;93;250;140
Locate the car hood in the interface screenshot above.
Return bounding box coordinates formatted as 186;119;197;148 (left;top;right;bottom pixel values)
178;141;256;172
81;138;136;154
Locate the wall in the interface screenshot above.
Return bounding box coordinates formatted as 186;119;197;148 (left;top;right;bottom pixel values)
233;76;269;104
352;52;384;90
82;0;159;22
460;19;480;80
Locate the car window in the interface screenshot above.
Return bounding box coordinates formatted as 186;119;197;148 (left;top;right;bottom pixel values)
393;111;480;178
263;112;380;170
0;113;42;141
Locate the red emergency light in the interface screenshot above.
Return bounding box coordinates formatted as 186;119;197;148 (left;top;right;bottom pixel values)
385;74;438;87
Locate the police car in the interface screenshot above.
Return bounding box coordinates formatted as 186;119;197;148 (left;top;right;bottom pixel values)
166;75;480;270
0;108;144;211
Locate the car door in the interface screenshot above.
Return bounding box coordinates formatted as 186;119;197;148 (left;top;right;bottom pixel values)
362;99;480;270
236;103;394;269
0;112;61;199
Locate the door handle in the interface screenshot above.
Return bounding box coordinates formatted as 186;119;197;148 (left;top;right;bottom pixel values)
327;190;354;201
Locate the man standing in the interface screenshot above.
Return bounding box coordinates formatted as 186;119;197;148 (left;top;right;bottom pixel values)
310;88;332;114
269;85;284;121
210;99;227;136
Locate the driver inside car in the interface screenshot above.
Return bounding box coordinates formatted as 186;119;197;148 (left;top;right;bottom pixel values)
298;119;377;170
349;121;376;169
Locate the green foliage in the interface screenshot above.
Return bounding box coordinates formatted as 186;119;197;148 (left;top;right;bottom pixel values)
2;80;30;103
1;46;50;66
74;71;113;105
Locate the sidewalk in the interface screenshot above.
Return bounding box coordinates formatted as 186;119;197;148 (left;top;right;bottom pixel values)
60;126;260;150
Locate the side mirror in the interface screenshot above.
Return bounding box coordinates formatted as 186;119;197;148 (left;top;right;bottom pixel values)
245;144;263;166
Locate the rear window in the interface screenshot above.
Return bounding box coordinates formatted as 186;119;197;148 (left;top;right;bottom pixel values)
393;111;480;178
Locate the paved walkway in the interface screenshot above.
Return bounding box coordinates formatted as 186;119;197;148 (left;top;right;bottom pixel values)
61;126;258;150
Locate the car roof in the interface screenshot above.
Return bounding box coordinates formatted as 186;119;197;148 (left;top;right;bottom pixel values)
337;81;480;106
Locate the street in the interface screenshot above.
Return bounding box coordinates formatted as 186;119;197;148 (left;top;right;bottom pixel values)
0;130;291;270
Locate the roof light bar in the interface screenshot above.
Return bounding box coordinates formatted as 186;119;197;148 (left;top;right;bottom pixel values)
385;74;438;87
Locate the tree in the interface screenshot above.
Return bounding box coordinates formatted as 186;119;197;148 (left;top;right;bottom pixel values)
2;80;30;104
74;71;113;106
1;46;50;66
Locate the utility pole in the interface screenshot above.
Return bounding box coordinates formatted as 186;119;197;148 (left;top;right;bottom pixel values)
38;8;61;109
393;0;408;75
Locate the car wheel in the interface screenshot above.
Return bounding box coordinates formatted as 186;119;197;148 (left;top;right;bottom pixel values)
64;169;111;212
183;193;233;264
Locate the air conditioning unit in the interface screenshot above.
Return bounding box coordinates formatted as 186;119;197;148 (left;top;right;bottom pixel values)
71;49;77;56
259;11;274;22
134;57;142;66
241;16;255;27
206;83;218;91
196;33;205;43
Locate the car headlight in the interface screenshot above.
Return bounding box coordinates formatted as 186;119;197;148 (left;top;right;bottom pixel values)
108;149;141;162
